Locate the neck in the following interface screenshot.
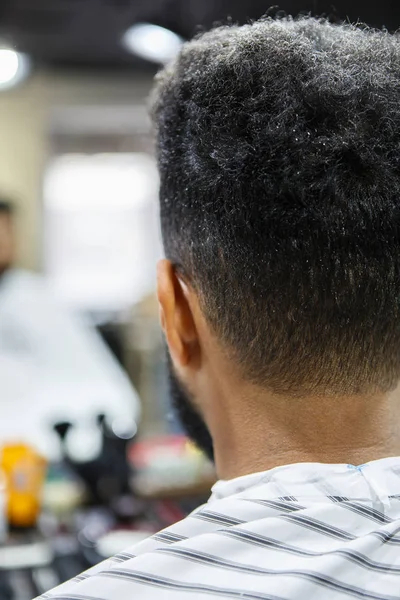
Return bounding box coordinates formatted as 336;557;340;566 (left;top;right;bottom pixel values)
210;385;400;481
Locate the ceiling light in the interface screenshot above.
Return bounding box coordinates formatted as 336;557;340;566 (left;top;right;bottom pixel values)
0;48;30;90
122;23;183;65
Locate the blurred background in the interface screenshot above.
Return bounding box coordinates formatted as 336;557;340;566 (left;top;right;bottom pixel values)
0;1;397;598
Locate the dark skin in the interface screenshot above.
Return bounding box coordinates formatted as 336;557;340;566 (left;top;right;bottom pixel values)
158;259;400;481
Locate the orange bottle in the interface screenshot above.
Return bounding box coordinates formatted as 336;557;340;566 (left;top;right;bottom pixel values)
1;444;47;528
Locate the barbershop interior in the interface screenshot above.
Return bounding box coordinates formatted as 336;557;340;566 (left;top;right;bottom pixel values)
0;1;397;598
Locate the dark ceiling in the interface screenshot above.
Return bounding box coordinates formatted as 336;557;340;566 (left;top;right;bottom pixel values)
0;0;399;71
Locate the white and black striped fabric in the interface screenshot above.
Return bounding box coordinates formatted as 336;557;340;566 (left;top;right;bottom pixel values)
38;458;400;599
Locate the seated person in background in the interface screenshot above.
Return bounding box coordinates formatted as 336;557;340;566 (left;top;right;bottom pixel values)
40;17;400;600
0;200;140;457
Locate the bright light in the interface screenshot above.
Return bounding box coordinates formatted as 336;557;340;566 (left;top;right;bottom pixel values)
0;48;30;89
122;23;183;64
0;50;18;84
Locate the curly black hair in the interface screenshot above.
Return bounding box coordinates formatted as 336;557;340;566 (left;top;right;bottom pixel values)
152;17;400;397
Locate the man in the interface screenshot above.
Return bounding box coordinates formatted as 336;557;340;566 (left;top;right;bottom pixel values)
40;17;400;600
0;200;140;458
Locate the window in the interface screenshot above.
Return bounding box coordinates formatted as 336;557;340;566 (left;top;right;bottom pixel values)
44;152;162;315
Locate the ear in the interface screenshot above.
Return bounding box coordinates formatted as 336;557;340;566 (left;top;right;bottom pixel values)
157;259;199;368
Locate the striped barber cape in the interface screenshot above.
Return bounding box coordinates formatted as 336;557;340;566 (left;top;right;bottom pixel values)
38;458;400;600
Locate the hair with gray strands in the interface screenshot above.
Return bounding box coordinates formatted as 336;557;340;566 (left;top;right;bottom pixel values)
152;17;400;397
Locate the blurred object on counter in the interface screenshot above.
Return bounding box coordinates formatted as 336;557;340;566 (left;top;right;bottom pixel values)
0;536;52;571
0;533;55;600
1;444;47;529
53;414;142;520
0;199;141;460
42;462;86;522
0;467;6;543
130;435;216;499
0;575;13;600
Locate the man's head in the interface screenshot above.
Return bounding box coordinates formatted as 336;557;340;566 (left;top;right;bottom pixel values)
0;200;15;274
152;18;400;461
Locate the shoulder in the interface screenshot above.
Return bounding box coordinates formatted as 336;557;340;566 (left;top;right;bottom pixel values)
2;268;49;294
